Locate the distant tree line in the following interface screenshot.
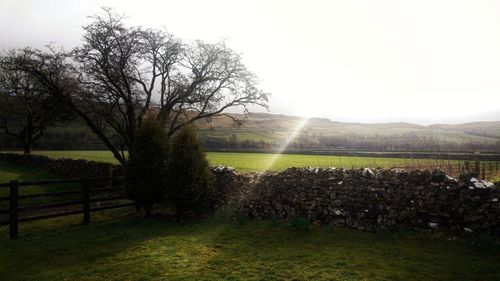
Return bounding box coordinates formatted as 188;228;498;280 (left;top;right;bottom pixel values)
3;127;495;152
313;135;498;152
203;133;497;152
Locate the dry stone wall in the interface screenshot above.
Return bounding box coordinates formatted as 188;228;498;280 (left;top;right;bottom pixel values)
0;153;122;178
1;153;499;235
213;167;500;235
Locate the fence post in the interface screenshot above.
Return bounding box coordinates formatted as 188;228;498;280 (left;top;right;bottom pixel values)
474;160;480;175
9;180;18;239
108;165;113;188
481;163;486;180
83;180;90;225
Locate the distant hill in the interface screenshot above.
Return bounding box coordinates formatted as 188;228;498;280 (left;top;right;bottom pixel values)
1;112;499;152
196;113;500;152
198;112;500;139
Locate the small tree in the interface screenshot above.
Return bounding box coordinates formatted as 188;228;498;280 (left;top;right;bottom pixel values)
0;50;74;153
164;124;213;221
125;118;169;216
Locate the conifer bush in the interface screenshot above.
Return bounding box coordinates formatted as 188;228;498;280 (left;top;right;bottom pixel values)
125;118;170;216
164;124;213;220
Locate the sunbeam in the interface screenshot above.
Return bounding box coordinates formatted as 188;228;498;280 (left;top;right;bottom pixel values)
263;116;310;171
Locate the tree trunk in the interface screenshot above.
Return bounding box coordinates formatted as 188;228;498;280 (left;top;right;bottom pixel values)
144;204;152;218
176;205;184;222
23;143;31;154
23;116;33;154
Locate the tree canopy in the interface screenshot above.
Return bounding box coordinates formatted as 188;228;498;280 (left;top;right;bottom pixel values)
9;8;268;164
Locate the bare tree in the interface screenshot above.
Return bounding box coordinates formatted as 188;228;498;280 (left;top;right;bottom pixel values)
0;50;73;154
11;8;268;165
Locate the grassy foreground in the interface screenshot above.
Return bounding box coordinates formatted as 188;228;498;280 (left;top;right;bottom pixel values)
0;156;499;280
25;150;465;172
0;212;499;281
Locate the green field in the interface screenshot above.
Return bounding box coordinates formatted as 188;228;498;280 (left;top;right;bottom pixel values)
1;211;499;280
24;150;464;173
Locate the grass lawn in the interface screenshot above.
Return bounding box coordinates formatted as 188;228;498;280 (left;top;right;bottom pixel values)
0;212;499;281
20;150;469;173
0;160;57;183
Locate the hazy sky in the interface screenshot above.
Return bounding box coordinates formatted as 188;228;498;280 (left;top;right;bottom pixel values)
1;0;500;124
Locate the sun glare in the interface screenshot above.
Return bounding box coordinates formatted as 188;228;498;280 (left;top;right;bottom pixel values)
263;116;310;171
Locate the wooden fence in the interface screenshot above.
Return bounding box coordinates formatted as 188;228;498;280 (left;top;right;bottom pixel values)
0;177;134;239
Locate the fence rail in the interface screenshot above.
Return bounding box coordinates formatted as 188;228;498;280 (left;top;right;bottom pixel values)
0;177;134;239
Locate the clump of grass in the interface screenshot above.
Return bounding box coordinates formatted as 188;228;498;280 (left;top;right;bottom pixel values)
271;217;283;227
233;212;249;225
212;205;232;222
326;222;335;233
212;205;249;226
288;215;311;232
465;232;500;250
375;225;394;237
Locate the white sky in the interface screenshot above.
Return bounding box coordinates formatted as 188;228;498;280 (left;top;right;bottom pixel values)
1;0;500;124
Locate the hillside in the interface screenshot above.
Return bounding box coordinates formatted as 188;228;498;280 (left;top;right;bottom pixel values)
196;113;500;151
199;113;500;136
1;112;499;152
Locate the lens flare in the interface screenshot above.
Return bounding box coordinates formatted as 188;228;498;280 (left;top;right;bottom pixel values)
263;116;310;171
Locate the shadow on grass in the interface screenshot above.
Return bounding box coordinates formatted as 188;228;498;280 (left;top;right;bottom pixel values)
1;213;500;281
